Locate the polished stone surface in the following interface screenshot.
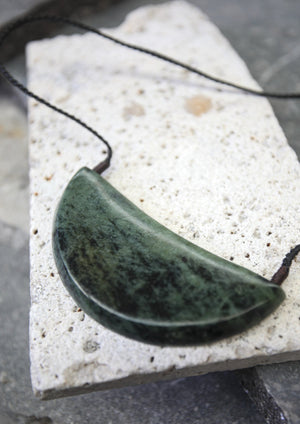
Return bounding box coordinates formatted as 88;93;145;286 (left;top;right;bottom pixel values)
54;167;284;345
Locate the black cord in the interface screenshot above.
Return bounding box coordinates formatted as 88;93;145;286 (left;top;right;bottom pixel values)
271;244;300;286
1;15;300;171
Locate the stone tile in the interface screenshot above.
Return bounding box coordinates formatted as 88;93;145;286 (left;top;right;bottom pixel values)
239;362;300;424
0;96;29;232
27;1;300;399
0;0;48;27
0;220;265;424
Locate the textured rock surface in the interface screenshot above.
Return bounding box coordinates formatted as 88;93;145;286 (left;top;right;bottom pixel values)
239;363;300;424
28;1;300;398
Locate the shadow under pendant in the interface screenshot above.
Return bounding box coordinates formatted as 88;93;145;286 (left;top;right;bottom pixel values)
53;167;285;346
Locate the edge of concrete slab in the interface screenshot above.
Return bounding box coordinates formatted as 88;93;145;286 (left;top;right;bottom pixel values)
34;339;300;400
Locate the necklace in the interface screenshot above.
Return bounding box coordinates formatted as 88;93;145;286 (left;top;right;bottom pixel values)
1;16;299;346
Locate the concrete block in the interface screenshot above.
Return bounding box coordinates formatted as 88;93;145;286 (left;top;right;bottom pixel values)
28;1;300;399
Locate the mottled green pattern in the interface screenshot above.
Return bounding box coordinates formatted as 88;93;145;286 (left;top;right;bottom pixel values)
53;168;285;346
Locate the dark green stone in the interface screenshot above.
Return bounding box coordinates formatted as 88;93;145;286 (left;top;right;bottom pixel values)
53;167;285;346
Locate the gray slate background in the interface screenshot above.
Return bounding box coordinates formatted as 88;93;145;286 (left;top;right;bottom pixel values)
0;0;299;423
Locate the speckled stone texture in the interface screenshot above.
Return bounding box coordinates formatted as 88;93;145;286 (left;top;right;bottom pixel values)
240;362;300;424
53;167;284;345
28;1;300;399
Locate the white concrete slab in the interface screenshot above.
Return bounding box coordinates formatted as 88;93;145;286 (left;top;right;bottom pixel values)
28;1;300;399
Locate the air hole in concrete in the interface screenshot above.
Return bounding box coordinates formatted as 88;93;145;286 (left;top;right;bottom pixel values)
83;340;100;353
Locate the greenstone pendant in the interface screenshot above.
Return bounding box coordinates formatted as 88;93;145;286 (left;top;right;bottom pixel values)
53;167;285;346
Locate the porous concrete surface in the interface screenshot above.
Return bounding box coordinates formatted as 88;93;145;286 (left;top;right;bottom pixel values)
27;1;300;399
